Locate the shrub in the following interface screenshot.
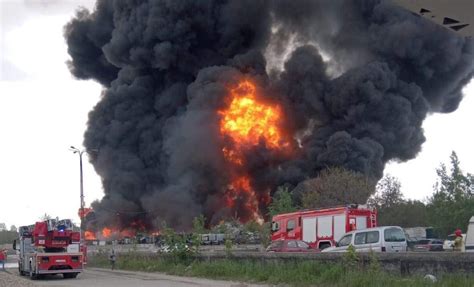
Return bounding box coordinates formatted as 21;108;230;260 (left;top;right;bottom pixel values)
342;244;359;271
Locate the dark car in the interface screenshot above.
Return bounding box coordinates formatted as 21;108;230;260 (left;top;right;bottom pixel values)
413;239;444;252
266;240;318;252
406;237;419;251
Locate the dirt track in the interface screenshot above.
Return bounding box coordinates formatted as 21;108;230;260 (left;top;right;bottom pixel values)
0;253;267;287
1;267;268;287
0;246;268;287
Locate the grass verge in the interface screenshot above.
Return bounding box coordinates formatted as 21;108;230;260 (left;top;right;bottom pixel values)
88;252;473;287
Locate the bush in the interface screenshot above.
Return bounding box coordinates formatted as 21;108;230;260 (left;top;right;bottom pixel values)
160;227;199;264
367;250;380;274
224;239;233;256
87;252;474;287
342;244;359;271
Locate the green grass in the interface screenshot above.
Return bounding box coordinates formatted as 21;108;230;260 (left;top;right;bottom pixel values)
87;253;473;287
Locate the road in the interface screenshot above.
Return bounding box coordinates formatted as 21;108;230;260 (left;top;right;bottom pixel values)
1;255;267;287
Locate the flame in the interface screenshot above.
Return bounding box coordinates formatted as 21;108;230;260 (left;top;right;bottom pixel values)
119;229;135;238
224;176;262;220
220;80;284;150
219;80;288;221
102;227;112;238
224;176;252;208
84;230;97;240
84;225;142;241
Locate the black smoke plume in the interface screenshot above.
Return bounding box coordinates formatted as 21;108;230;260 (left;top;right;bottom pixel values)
65;0;473;230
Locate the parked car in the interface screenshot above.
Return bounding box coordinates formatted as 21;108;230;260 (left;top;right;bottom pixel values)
413;239;444;252
406;236;420;251
266;240;318;252
200;233;225;245
443;233;466;251
322;226;407;253
234;231;261;245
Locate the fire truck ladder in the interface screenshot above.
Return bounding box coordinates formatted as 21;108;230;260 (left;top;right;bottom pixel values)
370;213;377;227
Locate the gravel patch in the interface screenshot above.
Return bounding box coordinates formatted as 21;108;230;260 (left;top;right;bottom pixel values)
0;269;39;287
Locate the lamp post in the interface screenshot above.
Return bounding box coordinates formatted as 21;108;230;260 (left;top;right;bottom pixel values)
70;146;86;243
70;146;98;245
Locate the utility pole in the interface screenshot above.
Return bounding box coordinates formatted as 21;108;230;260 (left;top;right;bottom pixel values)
70;146;86;244
70;146;98;245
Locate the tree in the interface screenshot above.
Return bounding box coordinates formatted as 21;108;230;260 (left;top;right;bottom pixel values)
267;186;297;217
192;214;207;234
297;167;375;209
9;225;17;232
0;230;17;244
368;175;428;227
427;151;474;237
434;151;473;199
0;223;17;244
369;175;404;208
377;200;428;227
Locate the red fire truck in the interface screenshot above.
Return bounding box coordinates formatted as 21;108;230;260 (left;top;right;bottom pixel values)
13;219;84;279
271;205;377;249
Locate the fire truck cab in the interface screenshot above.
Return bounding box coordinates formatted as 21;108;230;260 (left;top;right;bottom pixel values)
271;205;377;249
13;219;84;279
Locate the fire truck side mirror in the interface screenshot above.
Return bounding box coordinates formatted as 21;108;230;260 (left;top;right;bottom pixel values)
12;239;17;250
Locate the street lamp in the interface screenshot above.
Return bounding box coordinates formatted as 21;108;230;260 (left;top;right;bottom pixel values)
69;146;98;245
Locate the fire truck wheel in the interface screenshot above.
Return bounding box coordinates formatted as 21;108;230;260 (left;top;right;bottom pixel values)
29;264;37;280
63;273;78;279
319;243;331;250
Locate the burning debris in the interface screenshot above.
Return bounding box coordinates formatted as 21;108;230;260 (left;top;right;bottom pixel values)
65;0;473;231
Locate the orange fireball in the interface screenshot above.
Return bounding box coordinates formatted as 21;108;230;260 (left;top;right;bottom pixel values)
219;80;288;221
220;80;284;150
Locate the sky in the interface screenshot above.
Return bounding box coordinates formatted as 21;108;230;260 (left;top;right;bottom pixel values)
0;0;473;230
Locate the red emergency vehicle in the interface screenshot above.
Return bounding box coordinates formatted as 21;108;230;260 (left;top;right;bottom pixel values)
13;219;84;279
271;204;377;249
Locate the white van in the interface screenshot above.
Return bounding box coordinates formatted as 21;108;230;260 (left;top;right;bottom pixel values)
465;216;474;253
322;226;407;253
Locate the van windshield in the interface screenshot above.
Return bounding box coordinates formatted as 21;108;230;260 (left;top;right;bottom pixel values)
384;228;406;242
338;234;352;247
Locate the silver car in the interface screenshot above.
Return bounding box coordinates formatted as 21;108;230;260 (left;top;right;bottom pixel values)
322;226;407;253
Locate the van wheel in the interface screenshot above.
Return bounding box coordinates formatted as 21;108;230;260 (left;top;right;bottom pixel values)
319;243;331;250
